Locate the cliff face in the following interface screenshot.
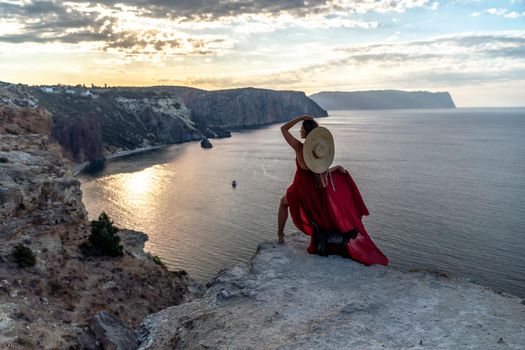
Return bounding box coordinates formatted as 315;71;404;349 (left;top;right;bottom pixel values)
310;90;456;110
181;87;328;128
51;112;105;163
0;106;200;349
0;107;86;237
1;83;327;163
139;233;525;349
35;89;201;162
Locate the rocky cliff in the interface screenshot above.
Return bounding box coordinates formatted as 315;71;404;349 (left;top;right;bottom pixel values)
0;106;201;349
310;90;456;110
0;82;327;164
178;87;328;128
139;233;525;349
36;88;201;163
0;106;86;237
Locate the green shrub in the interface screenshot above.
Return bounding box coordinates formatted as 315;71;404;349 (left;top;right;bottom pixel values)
152;255;166;268
13;244;36;268
88;212;123;257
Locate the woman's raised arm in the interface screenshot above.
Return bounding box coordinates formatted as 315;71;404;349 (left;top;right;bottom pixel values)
280;115;313;151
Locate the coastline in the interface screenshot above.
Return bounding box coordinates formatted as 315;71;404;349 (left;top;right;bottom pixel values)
0;115;199;348
70;117;303;176
72;145;166;176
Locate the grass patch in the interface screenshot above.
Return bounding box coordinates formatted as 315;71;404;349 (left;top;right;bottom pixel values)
153;255;166;268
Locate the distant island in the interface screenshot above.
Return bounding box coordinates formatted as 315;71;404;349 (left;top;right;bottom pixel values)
309;90;456;110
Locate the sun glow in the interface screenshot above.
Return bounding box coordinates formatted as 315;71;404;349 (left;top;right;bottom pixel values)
107;165;166;209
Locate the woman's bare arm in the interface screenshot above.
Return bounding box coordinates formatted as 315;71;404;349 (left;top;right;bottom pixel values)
280;115;313;151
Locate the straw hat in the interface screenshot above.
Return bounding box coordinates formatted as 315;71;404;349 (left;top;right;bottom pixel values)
303;126;334;174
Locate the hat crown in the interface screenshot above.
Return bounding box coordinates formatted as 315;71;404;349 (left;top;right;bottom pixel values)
313;141;327;158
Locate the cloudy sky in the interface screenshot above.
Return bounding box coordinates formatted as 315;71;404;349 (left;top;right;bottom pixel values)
1;0;524;106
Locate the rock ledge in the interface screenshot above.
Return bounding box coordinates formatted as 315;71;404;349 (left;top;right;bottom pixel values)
140;234;525;349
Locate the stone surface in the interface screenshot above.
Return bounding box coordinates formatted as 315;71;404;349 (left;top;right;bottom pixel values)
0;133;86;238
90;310;138;350
139;233;525;350
120;230;150;261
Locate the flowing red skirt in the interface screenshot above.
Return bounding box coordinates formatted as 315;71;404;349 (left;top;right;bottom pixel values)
286;160;388;266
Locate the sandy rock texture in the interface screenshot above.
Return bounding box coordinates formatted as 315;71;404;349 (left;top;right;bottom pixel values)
0;106;85;238
140;233;525;349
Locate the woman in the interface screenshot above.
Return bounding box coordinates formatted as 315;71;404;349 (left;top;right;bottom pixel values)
277;115;345;243
277;115;388;266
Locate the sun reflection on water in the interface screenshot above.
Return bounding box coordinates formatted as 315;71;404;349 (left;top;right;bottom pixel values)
107;165;166;209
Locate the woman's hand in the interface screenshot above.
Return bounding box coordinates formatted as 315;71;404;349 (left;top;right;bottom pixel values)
300;115;314;121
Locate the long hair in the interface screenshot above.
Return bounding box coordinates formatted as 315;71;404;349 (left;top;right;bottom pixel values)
302;120;327;189
302;119;318;136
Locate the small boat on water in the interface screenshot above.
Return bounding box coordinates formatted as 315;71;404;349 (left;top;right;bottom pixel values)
232;180;237;188
201;137;213;148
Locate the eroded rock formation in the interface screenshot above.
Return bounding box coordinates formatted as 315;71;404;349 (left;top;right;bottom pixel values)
0;106;201;349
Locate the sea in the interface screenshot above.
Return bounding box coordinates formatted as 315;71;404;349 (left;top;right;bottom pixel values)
79;108;525;298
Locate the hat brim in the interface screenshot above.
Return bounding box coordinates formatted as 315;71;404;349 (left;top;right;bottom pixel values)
302;126;334;174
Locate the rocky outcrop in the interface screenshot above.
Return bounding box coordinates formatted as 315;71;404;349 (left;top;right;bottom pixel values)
51;112;104;163
90;311;138;350
37;89;202;163
310;90;456;110
183;87;328;128
1;83;328;164
0;107;86;237
0;106;200;349
0;106;51;135
139;233;525;349
0;83;38;109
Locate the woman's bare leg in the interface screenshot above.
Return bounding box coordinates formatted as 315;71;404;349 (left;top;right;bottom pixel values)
277;194;288;243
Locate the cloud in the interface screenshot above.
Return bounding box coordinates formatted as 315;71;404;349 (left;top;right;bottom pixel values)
1;0;417;57
177;32;525;90
471;7;525;18
0;1;237;57
60;0;435;19
504;11;525;18
0;0;438;58
486;8;508;16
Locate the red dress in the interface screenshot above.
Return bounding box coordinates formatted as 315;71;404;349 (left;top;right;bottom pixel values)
286;160;388;266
